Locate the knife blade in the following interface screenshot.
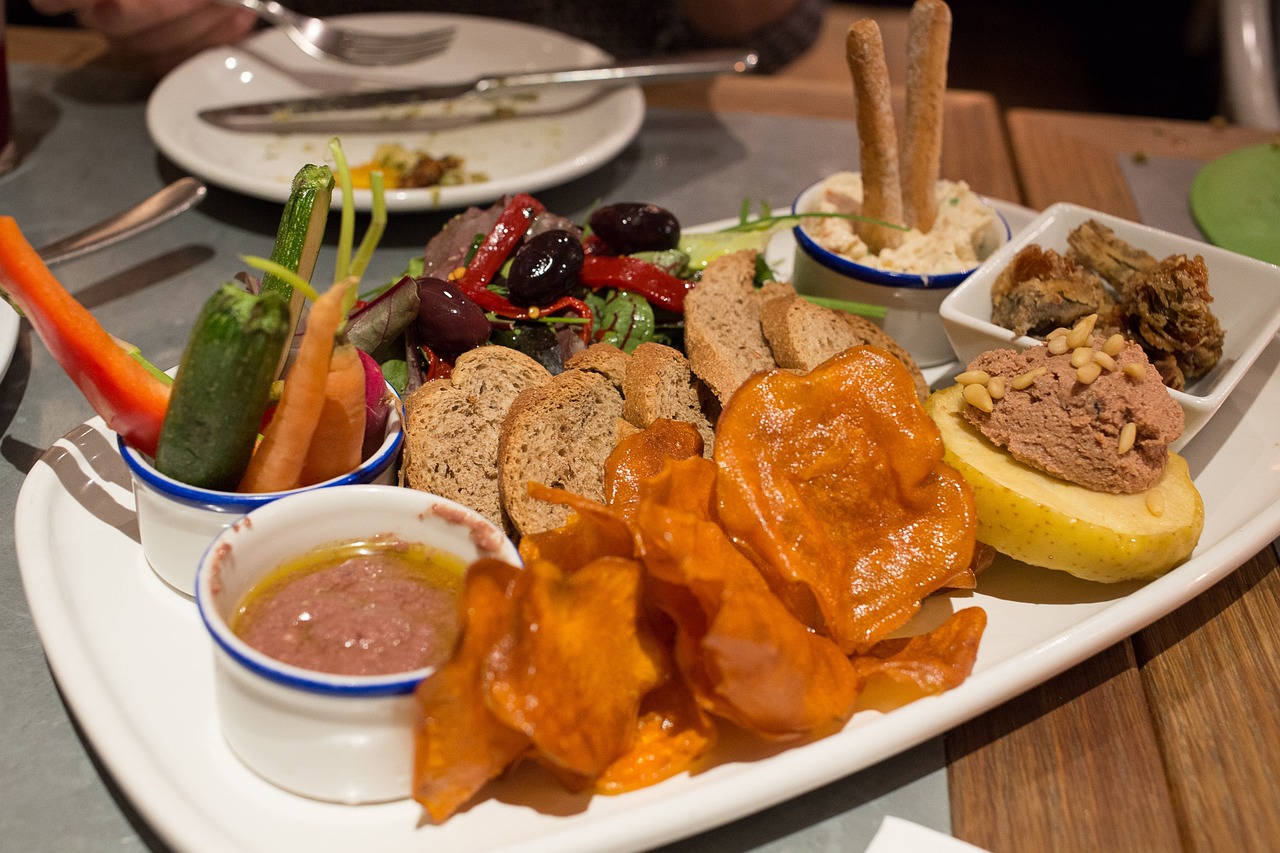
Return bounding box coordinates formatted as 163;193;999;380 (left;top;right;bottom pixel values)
198;50;758;132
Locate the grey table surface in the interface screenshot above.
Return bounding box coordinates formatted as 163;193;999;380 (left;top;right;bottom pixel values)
0;62;952;853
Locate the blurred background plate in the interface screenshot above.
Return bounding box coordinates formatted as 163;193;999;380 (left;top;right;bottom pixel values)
1188;142;1280;265
145;13;645;213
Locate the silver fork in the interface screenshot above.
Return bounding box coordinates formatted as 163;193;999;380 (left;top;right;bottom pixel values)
214;0;456;66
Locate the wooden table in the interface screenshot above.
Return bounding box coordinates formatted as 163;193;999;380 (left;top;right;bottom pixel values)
949;110;1280;853
6;21;1280;853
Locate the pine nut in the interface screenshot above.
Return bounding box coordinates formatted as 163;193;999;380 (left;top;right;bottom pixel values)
1011;366;1046;390
1076;361;1103;384
987;375;1007;399
1070;346;1094;368
1145;489;1165;517
1065;313;1099;348
1093;351;1118;372
1123;362;1146;380
1046;327;1069;340
955;369;991;385
1118;422;1137;454
1048;336;1070;355
1103;333;1125;356
963;382;995;412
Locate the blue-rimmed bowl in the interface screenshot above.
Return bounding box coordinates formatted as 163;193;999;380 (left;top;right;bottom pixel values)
119;385;404;597
194;483;520;804
791;175;1010;367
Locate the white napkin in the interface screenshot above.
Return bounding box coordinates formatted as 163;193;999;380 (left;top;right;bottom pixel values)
865;816;993;853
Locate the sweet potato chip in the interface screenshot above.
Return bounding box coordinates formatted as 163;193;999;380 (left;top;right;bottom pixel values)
414;558;530;823
485;555;666;777
517;481;634;570
635;456;861;740
594;674;718;795
714;346;978;654
852;607;987;695
605;418;705;519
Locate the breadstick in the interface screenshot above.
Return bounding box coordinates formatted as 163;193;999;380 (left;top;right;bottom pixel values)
846;19;904;253
902;0;952;233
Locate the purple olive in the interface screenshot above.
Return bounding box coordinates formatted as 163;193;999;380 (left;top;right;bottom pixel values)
413;277;490;357
506;229;584;307
588;202;680;254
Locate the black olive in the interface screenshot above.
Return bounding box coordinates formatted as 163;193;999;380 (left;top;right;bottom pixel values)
588;202;680;254
413;277;490;357
506;230;584;307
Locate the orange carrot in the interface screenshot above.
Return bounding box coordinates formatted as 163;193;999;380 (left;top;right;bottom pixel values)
237;279;348;493
297;339;366;485
0;217;171;455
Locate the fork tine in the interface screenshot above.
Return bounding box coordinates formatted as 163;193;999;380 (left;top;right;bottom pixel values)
330;26;455;65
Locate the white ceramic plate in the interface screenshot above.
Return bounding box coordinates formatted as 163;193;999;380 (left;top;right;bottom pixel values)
0;302;18;378
25;206;1280;853
146;13;645;212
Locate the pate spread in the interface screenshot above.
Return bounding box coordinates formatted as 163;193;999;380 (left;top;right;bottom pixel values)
959;325;1183;494
802;171;997;274
232;538;465;676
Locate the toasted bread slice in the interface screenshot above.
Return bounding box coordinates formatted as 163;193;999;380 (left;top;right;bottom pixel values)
760;294;931;401
684;249;780;404
401;346;551;532
564;342;630;391
498;368;626;536
621;342;716;455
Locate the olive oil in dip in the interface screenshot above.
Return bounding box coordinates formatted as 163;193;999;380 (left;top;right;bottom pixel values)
230;538;465;677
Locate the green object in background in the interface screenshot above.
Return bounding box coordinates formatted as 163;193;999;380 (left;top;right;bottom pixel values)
1189;142;1280;265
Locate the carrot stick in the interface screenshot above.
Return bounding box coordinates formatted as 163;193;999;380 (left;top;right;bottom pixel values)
0;217;171;455
237;278;349;493
297;338;367;486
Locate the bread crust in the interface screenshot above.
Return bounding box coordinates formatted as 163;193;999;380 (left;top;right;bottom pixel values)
760;293;931;401
498;368;626;536
401;346;551;533
621;342;716;456
684;250;779;404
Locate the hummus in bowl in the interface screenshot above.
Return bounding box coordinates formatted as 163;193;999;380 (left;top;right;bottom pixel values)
790;172;1010;367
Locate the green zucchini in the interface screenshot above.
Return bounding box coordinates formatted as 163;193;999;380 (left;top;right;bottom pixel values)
154;284;290;490
262;163;334;376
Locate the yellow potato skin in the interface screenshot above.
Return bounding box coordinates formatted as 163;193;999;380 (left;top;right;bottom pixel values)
925;384;1204;582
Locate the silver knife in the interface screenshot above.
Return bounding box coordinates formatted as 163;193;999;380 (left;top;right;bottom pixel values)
199;50;758;132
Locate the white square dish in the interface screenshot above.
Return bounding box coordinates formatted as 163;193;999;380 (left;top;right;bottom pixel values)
939;202;1280;448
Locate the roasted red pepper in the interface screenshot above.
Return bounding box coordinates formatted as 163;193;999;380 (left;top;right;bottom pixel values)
448;194;593;342
0;217;171;455
456;193;545;315
579;255;695;313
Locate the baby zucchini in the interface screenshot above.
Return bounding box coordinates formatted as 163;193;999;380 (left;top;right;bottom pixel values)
154;284;290;490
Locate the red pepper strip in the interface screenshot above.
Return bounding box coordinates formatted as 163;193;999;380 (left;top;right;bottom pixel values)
578;255;695;313
0;217;170;456
455;193;546;315
534;295;594;345
421;344;452;382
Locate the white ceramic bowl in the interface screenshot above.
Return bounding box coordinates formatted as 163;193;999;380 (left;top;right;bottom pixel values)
195;483;520;805
119;387;404;596
939;202;1280;449
791;177;1011;367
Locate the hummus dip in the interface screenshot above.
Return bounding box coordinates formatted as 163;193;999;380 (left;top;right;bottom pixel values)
803;171;996;274
231;538;465;677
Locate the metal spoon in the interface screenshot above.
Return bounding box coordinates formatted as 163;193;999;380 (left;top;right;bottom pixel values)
37;177;208;266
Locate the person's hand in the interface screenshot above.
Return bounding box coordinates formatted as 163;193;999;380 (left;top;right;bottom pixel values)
29;0;257;77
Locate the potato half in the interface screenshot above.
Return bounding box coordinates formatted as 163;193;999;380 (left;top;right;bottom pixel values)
925;384;1203;582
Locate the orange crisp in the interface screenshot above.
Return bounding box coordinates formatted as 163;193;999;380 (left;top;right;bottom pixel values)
413;347;986;823
714;345;978;653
